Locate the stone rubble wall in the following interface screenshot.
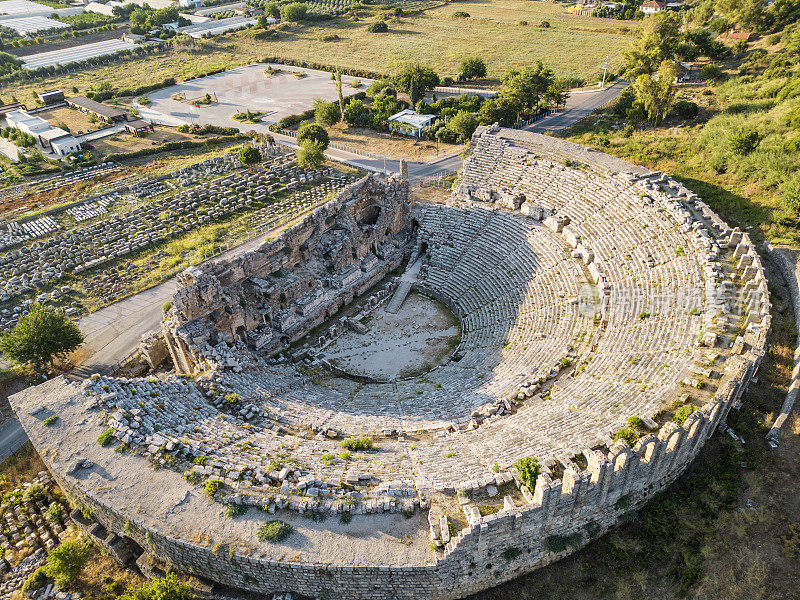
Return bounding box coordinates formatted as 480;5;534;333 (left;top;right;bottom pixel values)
161;174;411;374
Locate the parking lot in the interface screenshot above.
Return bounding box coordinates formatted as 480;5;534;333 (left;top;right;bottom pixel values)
144;63;371;128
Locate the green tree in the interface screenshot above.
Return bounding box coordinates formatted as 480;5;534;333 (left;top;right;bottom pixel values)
343;98;369;126
546;77;571;109
367;20;388;32
623;12;682;77
297;123;329;150
264;2;280;19
369;94;403;128
335;70;345;121
632;61;678;125
121;574;196;600
297;139;326;169
459;56;487;80
501;61;555;114
477;95;521;127
239;145;262;167
715;0;765;30
394;63;440;105
446;110;478;143
313;98;340;127
45;540;89;588
280;2;307;21
0;304;83;372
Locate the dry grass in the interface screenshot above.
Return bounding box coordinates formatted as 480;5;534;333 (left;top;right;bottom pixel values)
33;107;102;136
88;127;201;159
0;442;45;497
327;125;457;158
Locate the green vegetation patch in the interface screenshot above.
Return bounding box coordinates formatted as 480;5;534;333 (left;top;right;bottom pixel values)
257;520;294;543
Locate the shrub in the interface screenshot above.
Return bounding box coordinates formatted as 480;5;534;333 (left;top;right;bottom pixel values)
672;100;698;119
672;404;695;425
502;546;522;561
367;20;388;32
514;456;540;490
137;96;151;105
339;511;352;524
257;520;294;543
612;427;639;446
226;504;247;518
120;573;196;600
340;436;375;451
205;479;222;498
783;522;800;561
193;455;207;465
22;566;48;592
539;20;550;27
730;128;761;155
700;64;723;82
97;428;115;447
627;415;645;429
545;532;582;554
451;10;469;17
23;483;46;503
46;540;89;588
224;393;240;406
43;415;58;426
162;301;172;313
45;503;64;523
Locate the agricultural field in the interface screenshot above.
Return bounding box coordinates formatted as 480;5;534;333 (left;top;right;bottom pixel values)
0;0;633;102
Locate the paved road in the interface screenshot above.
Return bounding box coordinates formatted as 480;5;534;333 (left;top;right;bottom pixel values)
527;79;629;134
0;417;27;462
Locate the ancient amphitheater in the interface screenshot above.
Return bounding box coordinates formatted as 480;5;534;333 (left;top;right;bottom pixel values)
12;126;770;600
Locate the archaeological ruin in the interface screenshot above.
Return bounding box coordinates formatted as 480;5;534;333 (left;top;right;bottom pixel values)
11;126;770;600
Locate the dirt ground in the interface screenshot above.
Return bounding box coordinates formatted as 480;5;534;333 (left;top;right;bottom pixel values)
34;107;103;137
327;125;459;160
323;291;460;379
88;127;202;158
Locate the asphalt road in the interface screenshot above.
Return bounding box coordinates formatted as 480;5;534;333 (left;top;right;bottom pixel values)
0;417;27;462
527;78;629;134
0;77;628;461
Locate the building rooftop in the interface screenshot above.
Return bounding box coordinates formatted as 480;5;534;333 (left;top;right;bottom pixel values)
387;109;436;130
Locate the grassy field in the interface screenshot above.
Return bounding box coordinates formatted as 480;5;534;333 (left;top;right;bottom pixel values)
1;0;634;102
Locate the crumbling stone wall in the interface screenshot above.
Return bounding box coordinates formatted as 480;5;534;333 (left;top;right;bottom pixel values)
161;174;411;374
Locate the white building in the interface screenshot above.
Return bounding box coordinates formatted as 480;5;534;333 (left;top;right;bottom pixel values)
178;0;201;7
641;0;665;14
387;109;436;138
4;110;81;156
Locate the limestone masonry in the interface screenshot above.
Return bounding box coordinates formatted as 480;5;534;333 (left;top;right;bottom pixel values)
12;126;770;600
